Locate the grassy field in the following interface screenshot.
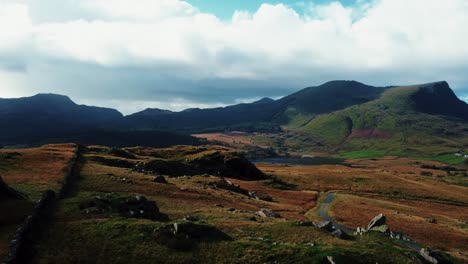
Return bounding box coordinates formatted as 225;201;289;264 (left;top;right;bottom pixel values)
0;144;465;263
0;144;77;260
257;155;468;262
328;193;468;262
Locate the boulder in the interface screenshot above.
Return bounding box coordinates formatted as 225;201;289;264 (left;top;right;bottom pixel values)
313;221;335;232
367;213;386;230
156;222;232;251
153;175;168;184
256;208;281;218
420;248;447;264
331;228;350;240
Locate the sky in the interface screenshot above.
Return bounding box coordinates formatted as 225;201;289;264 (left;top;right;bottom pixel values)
1;0;468;115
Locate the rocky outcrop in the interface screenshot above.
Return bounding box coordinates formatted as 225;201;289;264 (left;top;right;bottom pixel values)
367;213;386;230
134;150;267;180
155;221;231;251
256;208;281;218
312;220;351;240
79;195;164;220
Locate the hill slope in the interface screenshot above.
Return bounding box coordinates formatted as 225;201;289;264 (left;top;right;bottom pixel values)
120;81;387;132
301;81;468;156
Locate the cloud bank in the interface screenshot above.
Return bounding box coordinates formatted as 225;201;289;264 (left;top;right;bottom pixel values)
0;0;467;114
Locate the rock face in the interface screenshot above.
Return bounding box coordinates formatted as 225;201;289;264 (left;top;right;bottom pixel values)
256;208;281;218
79;195;163;220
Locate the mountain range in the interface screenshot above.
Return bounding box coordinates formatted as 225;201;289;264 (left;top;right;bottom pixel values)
1;80;467;155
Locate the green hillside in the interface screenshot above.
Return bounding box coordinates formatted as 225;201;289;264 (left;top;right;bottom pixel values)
299;82;468;158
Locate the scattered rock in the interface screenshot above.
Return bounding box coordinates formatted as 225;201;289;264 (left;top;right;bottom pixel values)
427;218;438;224
331;228;350;240
355;227;367;235
389;231;409;241
79;194;164;220
297;220;313;227
153;175;168;184
155;222;231;251
313;221;335;232
256;208;281;218
209;178;250;196
183;215;199;222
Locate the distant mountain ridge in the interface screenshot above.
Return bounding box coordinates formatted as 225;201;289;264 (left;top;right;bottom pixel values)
1;81;467;151
0;93;123;146
119;81;388;132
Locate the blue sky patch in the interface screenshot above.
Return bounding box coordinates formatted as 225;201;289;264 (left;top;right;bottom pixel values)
187;0;358;19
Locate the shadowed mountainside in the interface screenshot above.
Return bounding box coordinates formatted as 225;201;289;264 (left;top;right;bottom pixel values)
119;81;388;132
0;94;123;146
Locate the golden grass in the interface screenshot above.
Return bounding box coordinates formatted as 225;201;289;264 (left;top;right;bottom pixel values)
0;144;76;196
256;160;468;204
328;193;468;259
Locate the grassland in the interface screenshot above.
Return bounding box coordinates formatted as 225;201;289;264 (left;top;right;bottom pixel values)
257;155;468;262
0;144;77;260
0;143;465;263
13;145;433;263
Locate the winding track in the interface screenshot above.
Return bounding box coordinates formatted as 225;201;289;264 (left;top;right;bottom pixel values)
317;192;423;251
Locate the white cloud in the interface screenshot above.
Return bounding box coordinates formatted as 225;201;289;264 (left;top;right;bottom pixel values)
81;0;197;21
0;0;468;112
0;2;31;51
